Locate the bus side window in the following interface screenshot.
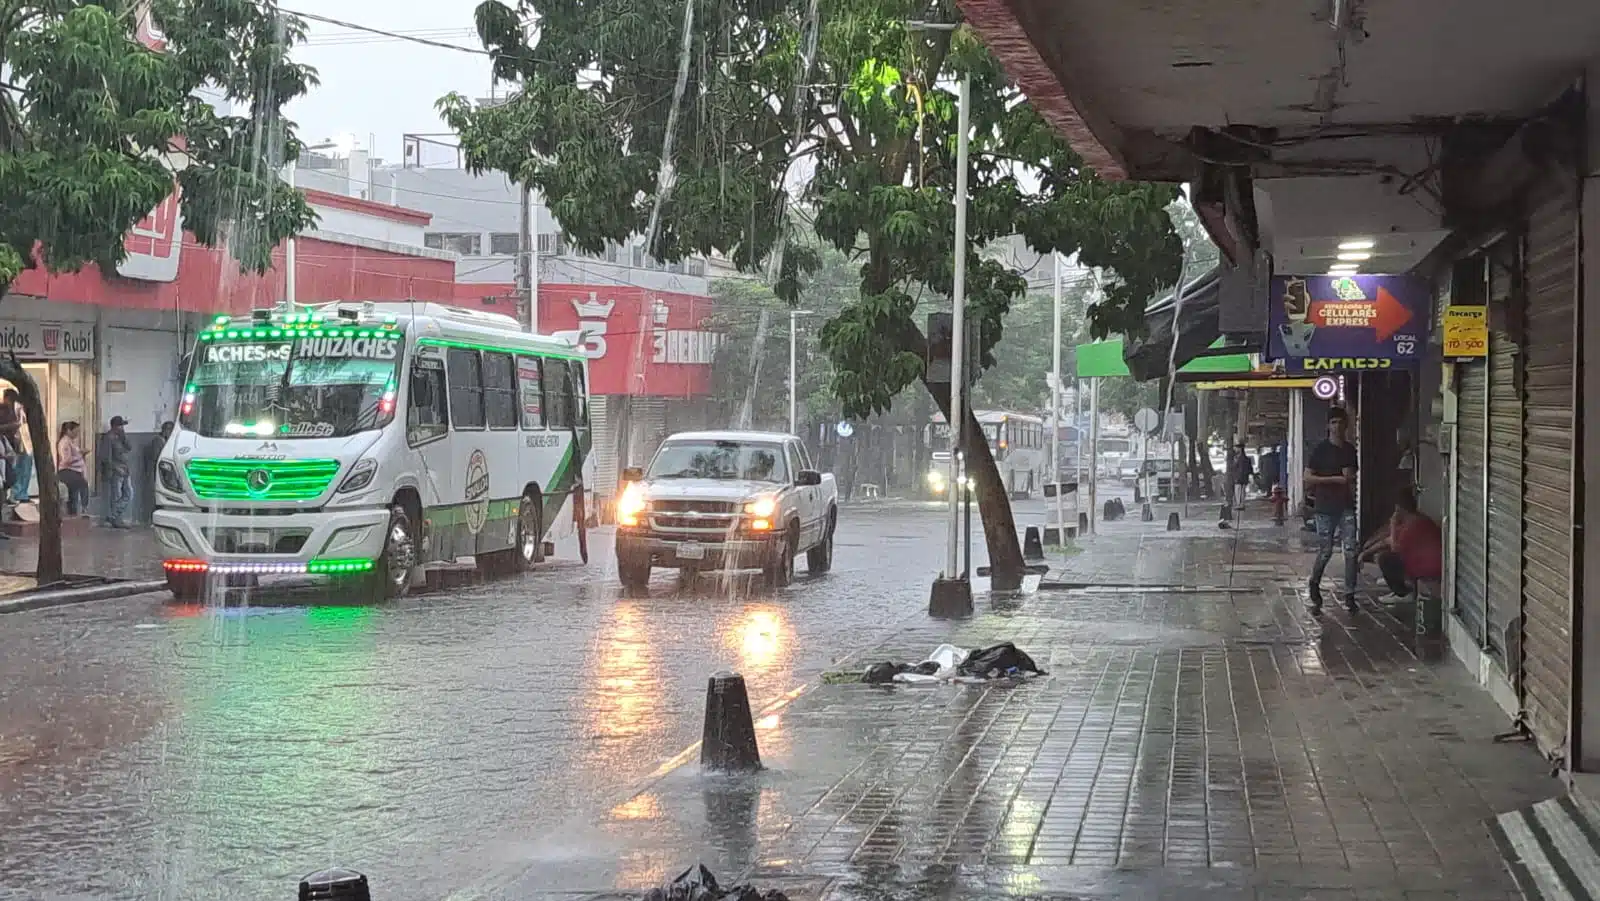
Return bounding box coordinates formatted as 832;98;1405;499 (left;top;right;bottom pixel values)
517;355;543;429
544;359;572;429
407;358;448;446
447;348;485;430
482;352;518;430
571;362;588;429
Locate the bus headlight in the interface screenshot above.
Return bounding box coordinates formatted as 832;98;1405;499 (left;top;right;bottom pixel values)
157;460;182;493
616;483;649;527
927;470;946;493
337;459;378;493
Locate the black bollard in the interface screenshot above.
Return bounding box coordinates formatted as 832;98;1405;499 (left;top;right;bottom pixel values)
1140;502;1154;522
299;868;370;901
1023;526;1045;561
1113;498;1127;517
1042;526;1061;547
1167;511;1181;531
1079;511;1089;532
1102;499;1117;521
1218;502;1233;522
701;672;762;771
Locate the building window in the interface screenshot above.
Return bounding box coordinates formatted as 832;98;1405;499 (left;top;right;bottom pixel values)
687;257;706;277
489;233;520;255
604;243;621;264
631;244;645;268
537;233;556;256
424;232;482;255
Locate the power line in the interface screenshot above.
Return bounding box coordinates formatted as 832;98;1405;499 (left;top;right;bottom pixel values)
284;9;492;56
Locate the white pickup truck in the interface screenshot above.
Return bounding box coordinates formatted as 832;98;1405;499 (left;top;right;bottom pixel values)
613;430;839;589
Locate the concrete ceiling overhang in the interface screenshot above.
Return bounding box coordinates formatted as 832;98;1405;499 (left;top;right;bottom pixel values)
958;0;1600;182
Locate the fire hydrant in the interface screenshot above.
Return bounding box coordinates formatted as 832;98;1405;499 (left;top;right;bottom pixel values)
1270;484;1288;525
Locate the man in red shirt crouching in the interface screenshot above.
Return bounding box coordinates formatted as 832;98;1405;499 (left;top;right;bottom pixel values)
1359;491;1443;597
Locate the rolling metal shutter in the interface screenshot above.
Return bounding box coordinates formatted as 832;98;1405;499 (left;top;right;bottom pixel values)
1519;187;1578;760
1454;359;1490;649
589;395;618;501
1484;256;1523;665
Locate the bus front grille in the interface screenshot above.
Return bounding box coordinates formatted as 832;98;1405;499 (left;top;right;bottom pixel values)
185;459;342;502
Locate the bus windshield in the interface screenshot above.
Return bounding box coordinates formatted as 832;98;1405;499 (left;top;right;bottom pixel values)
182;334;402;439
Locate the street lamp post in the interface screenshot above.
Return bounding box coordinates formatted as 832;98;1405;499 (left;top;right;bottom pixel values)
788;309;814;435
1050;252;1065;542
931;70;972;613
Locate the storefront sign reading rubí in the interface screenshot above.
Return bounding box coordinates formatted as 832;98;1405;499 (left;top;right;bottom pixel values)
1267;274;1430;372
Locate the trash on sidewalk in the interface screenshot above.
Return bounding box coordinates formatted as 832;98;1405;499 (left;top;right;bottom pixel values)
842;641;1046;685
643;864;790;901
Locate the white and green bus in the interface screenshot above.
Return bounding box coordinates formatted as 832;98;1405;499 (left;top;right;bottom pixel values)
153;301;594;600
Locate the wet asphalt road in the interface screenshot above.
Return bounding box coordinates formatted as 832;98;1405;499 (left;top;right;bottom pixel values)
0;499;1032;901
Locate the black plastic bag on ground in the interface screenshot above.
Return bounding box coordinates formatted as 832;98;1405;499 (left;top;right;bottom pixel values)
958;642;1045;678
642;865;789;901
864;662;908;683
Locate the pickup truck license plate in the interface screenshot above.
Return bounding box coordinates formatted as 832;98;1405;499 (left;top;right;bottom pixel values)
676;541;706;561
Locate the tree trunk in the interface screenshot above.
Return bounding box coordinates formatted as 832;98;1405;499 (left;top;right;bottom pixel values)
920;375;1026;591
0;357;63;583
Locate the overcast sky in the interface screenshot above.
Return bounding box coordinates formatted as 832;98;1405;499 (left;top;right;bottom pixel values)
284;1;500;165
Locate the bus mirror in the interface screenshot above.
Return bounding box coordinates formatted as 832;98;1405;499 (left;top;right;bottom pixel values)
621;467;644;482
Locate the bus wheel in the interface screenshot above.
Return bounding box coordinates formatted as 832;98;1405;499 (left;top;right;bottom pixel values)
517;491;543;569
368;503;417;600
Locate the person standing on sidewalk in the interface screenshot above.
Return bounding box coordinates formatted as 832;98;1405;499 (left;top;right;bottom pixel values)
1230;443;1254;510
55;421;90;516
1305;407;1359;615
103;416;133;529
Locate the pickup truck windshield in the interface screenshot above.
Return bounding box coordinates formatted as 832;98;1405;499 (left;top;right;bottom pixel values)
182;335;402;439
648;440;789;483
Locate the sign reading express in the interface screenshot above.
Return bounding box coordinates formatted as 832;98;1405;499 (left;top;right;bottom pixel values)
1267;275;1430;372
0;321;95;360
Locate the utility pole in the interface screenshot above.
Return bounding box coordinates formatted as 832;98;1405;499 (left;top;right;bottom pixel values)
1050;252;1065;542
788;310;813;435
517;184;535;331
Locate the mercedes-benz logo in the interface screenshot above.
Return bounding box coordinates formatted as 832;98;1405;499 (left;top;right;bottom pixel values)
246;469;272;493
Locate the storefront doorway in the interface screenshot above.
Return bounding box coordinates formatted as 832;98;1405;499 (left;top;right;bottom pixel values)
0;361;99;499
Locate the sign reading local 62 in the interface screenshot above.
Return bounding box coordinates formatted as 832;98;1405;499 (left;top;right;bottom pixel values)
1442;306;1489;358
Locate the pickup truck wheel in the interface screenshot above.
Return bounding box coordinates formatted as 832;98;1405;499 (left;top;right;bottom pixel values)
807;510;836;574
618;557;651;590
765;531;796;588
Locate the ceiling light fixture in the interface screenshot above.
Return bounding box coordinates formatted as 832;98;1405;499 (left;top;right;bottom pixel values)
1336;251;1372;262
1328;264;1359;274
1338;239;1375;251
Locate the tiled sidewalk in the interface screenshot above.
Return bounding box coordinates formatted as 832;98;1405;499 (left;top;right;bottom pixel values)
503;517;1559;901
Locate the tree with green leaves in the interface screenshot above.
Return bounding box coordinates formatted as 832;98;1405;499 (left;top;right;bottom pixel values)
0;1;317;581
441;0;1183;588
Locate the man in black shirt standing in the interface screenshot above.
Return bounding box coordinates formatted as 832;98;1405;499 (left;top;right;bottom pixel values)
1305;407;1360;615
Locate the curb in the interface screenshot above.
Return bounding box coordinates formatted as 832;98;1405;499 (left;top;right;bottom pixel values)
0;579;168;615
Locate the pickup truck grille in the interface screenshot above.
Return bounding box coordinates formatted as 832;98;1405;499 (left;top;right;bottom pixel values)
652;499;741;514
649;511;740;533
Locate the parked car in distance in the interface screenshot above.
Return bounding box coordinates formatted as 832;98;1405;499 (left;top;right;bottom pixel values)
613;430;839;589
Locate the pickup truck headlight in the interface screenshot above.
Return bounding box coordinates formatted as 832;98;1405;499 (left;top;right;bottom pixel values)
157;460;182;493
617;483;649;527
744;496;777;518
337;459;378;494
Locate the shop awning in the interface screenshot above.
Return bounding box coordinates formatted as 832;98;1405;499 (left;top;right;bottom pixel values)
1120;265;1244;381
1076;337;1254;379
